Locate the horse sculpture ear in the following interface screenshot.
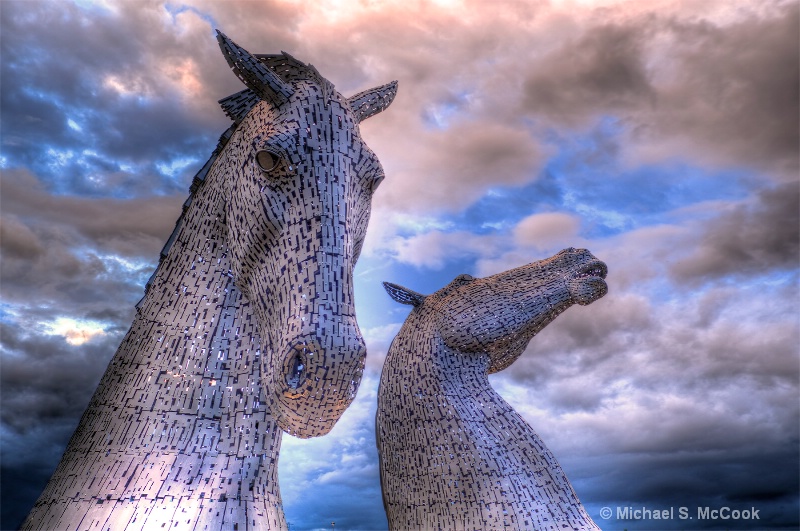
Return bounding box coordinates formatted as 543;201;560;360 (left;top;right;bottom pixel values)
347;81;399;123
216;30;294;108
383;281;426;307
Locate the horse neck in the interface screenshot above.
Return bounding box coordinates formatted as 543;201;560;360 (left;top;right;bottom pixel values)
22;157;288;531
379;311;551;458
380;313;513;427
378;313;599;531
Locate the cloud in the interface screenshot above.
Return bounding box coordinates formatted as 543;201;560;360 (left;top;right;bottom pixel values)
670;180;800;283
0;1;238;195
0;169;183;309
519;1;799;176
513;211;582;248
1;0;797;529
43;317;108;346
0;214;44;260
378;121;546;213
0;323;119;435
385;229;502;269
522;22;654;126
642;1;800;175
1;170;184;255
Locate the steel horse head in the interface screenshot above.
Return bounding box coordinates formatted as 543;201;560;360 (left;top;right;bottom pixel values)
377;248;608;529
215;32;397;437
21;32;397;531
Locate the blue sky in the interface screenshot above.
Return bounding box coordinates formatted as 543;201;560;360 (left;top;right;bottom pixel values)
1;1;798;530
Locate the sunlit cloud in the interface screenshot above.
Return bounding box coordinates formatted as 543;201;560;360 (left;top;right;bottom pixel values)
45;148;74;169
159;59;204;98
102;74;152;99
42;317;107;346
72;0;118;13
156;156;198;178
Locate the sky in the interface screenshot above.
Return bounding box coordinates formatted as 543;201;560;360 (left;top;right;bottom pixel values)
0;0;797;530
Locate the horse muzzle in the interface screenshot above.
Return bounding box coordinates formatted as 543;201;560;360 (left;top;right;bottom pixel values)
268;322;367;438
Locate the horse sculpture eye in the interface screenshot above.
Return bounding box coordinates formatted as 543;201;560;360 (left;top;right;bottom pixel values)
256;149;281;173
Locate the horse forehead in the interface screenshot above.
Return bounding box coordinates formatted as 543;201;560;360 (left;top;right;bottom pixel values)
280;82;356;123
427;280;496;313
434;269;546;310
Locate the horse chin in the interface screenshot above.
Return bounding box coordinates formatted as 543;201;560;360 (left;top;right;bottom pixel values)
568;276;608;306
274;407;338;439
271;378;362;438
268;335;367;438
487;344;527;374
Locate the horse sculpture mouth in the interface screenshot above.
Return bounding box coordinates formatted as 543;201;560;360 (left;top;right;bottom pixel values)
574;260;608;280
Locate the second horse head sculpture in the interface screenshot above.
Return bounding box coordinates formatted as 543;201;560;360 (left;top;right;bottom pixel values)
377;248;607;530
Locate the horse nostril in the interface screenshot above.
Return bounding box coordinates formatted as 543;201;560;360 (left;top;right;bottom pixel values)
286;351;307;389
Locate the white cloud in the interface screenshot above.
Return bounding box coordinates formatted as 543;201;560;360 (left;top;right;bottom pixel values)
42;317;107;346
513;212;581;248
386;229;503;270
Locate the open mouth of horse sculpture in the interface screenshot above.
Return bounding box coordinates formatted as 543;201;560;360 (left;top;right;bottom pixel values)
567;252;608;306
574;260;608;280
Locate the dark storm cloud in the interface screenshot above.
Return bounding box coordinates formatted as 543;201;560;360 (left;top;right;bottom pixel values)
0;323;119;434
671;179;800;283
579;450;799;530
520;1;799;175
0;0;241;195
522;22;654;124
0;323;124;531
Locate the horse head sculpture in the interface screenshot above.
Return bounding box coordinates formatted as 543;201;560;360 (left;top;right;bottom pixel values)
216;32;396;437
384;247;608;373
377;248;607;529
22;32;396;531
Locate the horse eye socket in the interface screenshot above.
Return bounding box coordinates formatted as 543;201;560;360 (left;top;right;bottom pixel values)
256;149;281;173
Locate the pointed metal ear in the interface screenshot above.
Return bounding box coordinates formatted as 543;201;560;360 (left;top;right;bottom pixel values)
218;88;260;123
347;81;398;123
216;30;294;108
383;281;426;307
